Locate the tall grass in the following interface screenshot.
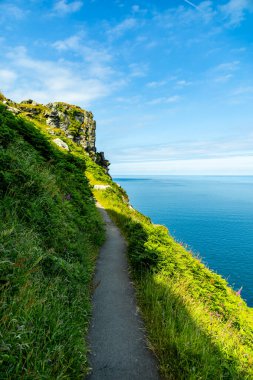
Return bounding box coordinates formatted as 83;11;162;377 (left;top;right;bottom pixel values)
0;104;105;378
88;172;253;379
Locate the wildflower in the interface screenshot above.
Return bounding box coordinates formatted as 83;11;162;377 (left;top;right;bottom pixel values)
65;193;71;200
236;286;243;296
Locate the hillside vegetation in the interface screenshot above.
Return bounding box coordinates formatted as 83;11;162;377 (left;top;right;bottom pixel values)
87;169;253;379
0;102;105;378
1;94;253;379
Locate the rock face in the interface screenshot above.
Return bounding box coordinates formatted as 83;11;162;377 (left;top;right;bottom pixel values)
45;102;96;154
1;97;110;173
96;152;110;174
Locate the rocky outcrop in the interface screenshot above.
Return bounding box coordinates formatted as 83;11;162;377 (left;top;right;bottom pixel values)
1;96;110;173
53;138;69;151
45;102;96;154
96;152;110;174
6;105;20;115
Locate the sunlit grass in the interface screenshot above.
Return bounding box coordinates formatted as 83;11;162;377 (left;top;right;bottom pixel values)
89;173;253;379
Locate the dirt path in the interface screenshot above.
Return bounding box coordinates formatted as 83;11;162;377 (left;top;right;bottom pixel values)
86;203;160;380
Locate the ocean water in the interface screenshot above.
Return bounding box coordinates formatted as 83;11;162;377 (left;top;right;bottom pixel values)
113;176;253;307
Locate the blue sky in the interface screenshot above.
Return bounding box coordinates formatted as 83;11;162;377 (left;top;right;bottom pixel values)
1;0;253;175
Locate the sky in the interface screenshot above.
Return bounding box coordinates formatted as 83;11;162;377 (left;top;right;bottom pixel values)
0;0;253;175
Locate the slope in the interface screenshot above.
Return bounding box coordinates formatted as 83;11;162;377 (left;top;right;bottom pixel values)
0;102;105;379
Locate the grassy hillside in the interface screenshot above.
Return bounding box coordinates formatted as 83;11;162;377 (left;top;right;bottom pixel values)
87;169;253;379
1;95;253;379
0;103;105;379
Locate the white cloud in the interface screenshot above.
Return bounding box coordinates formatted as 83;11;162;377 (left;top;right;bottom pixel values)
210;61;240;83
232;86;253;95
148;95;181;105
53;35;81;50
111;155;253;175
131;4;147;15
176;80;192;87
52;34;113;79
155;1;216;29
132;4;140;13
227;85;253;104
0;69;17;91
0;69;17;82
128;63;148;78
110;135;253;174
214;60;240;72
107;18;138;39
111;136;253;164
220;0;253;26
53;0;83;15
53;34;111;61
4;46;115;106
214;74;233;83
0;3;27;22
146;80;167;88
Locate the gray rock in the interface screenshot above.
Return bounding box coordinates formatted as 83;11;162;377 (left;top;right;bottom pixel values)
6;106;20;115
53;138;69;151
45;103;97;155
93;185;111;190
74;113;84;123
96;151;110;174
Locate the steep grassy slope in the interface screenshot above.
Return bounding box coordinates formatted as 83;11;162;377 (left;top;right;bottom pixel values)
1;94;253;379
87;169;253;379
0;103;105;379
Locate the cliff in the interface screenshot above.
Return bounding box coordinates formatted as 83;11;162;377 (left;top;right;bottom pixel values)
1;95;110;173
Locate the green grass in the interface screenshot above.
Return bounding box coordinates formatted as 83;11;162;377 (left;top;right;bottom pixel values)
2;96;253;379
0;104;105;379
88;173;253;379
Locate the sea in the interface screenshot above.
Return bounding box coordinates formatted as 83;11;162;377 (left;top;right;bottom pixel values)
113;176;253;307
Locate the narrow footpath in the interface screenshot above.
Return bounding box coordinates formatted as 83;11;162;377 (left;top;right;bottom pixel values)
87;203;160;380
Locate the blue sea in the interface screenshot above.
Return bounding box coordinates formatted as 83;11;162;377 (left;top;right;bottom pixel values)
113;176;253;307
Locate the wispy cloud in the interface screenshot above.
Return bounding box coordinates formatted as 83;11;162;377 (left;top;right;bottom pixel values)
232;86;253;95
52;0;83;15
52;34;82;50
0;69;17;92
227;85;253;104
157;0;216;28
146;80;167;88
210;60;240;83
4;46;115;105
111;156;253;175
214;74;233;83
0;2;28;22
106;17;138;39
111;136;253;163
131;4;147;15
148;95;181;105
52;34;113;79
132;4;140;13
176;80;192;88
214;61;240;72
128;63;148;78
220;0;253;26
